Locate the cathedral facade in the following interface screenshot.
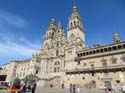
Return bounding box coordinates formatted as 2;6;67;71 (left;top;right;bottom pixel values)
0;5;125;89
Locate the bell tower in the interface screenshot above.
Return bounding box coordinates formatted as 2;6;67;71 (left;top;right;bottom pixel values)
67;4;85;47
113;32;121;43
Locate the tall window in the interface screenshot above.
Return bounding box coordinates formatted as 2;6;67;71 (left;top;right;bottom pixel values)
54;62;60;73
91;64;94;70
101;59;107;67
57;43;59;47
70;22;72;27
112;57;117;64
122;57;125;62
56;50;59;56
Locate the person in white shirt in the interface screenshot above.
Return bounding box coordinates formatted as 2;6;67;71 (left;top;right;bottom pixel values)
121;84;125;93
77;84;80;93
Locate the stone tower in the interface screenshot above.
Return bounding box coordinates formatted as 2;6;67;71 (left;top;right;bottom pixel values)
67;4;85;47
113;32;121;43
43;17;57;47
65;5;86;71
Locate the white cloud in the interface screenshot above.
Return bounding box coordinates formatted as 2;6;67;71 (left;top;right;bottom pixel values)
0;33;41;66
0;10;42;66
0;10;28;28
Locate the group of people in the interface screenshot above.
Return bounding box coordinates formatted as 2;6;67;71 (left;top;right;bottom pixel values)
69;83;80;93
11;80;36;93
103;84;125;93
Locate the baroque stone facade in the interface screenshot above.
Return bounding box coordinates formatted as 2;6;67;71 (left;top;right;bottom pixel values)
0;5;125;89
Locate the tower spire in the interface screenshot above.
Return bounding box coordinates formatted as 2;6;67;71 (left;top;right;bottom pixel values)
71;3;79;18
48;16;56;30
58;21;63;29
50;16;55;25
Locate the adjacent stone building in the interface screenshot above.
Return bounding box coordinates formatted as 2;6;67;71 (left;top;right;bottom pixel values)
0;5;125;89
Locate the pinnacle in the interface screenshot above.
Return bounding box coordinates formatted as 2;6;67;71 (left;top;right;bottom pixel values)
58;21;62;28
114;32;118;36
50;16;55;24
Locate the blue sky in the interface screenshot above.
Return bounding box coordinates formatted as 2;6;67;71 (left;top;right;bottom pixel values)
0;0;125;66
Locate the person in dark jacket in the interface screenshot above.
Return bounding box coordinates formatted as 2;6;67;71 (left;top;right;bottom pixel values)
31;82;36;93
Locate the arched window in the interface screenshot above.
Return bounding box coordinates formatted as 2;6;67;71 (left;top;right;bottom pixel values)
36;70;39;74
54;62;60;73
52;32;54;36
70;22;72;27
118;45;122;49
123;44;125;48
100;49;103;53
104;48;107;52
113;46;117;50
108;47;112;51
74;21;76;25
93;50;96;54
96;49;100;53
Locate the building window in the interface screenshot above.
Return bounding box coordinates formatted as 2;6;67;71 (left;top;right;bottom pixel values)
36;70;38;74
77;61;80;65
74;21;76;25
123;44;125;48
103;62;107;67
122;57;125;62
57;43;59;47
54;62;60;73
101;59;107;67
56;50;59;56
91;64;94;70
83;63;86;66
70;22;72;27
116;80;120;83
112;57;117;64
52;32;54;36
54;68;56;72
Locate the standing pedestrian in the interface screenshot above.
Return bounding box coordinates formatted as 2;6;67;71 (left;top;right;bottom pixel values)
73;84;76;93
26;82;31;93
114;85;119;93
121;84;125;93
69;83;72;93
77;84;80;93
62;83;64;89
31;81;36;93
20;81;26;93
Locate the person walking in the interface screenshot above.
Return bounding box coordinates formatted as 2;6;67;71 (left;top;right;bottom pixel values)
73;84;76;93
77;84;80;93
31;81;36;93
69;83;72;93
122;84;125;93
62;83;64;89
20;81;26;93
26;82;31;93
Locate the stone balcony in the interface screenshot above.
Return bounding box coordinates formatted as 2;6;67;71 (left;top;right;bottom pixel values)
65;65;125;75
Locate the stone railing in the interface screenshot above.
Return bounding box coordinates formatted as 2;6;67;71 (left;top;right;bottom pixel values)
65;65;125;74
